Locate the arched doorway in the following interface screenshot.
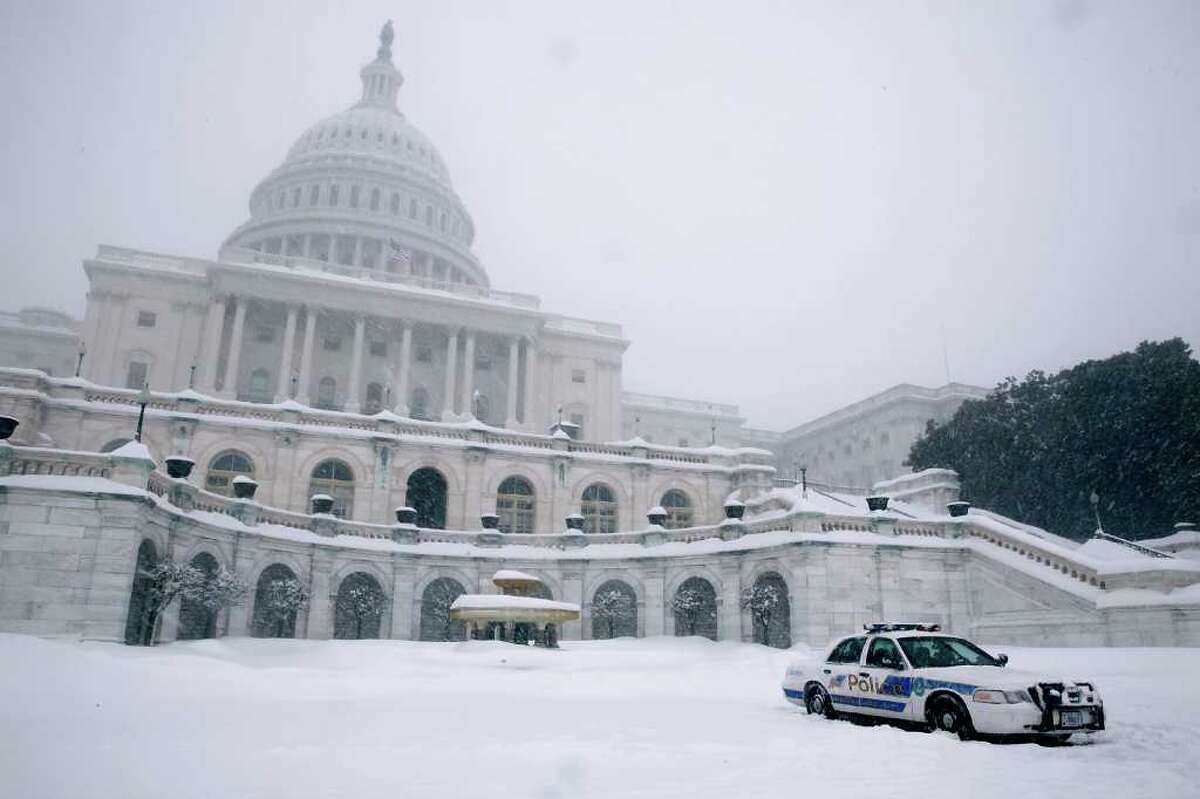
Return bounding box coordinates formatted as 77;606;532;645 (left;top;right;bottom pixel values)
591;579;638;639
177;552;219;640
407;467;447;529
419;577;466;641
251;563;304;638
746;572;791;649
333;572;387;640
672;576;717;640
123;539;158;645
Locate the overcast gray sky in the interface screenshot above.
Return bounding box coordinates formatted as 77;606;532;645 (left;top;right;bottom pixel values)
3;0;1198;429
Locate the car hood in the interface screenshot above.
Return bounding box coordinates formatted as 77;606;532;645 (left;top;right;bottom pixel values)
917;665;1083;691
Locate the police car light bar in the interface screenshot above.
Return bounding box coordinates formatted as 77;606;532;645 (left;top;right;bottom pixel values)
863;623;942;633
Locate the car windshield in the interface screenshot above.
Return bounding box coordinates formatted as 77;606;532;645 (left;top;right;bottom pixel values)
898;636;1001;668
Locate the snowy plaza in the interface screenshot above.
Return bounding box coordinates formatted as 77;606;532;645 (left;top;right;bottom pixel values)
2;634;1198;799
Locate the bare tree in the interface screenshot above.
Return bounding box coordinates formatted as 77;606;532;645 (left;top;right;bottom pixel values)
671;587;714;636
256;578;310;638
591;588;636;639
740;582;783;646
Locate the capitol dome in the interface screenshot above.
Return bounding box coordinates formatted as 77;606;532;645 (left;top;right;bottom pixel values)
221;22;487;288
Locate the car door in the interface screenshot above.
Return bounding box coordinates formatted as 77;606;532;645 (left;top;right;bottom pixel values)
824;636;867;713
858;636;914;721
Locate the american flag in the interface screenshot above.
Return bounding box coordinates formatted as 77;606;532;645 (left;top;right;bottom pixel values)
388;239;412;272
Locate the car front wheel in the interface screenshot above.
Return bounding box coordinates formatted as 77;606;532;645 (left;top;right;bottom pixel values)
927;696;974;740
806;685;836;719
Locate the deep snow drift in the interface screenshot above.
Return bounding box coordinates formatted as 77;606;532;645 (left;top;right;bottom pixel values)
1;634;1197;799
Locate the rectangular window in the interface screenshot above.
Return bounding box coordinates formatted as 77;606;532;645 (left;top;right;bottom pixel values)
323;336;342;352
309;185;320;206
136;311;156;328
571;368;586;384
291;187;301;208
475;355;491;370
255;326;274;343
369;340;387;357
125;361;148;389
416;346;433;363
349;185;360;208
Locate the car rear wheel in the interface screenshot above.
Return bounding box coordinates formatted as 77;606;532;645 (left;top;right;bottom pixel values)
806;685;836;719
927;696;974;740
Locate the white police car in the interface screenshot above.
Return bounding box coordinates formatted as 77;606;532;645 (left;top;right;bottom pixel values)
782;623;1105;742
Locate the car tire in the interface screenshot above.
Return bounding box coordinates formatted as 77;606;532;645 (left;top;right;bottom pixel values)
806;685;836;719
1037;734;1073;747
927;696;974;741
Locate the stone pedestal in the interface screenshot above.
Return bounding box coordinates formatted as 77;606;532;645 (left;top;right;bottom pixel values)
313;514;339;538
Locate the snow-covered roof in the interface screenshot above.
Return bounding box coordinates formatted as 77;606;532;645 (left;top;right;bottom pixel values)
450;594;581;613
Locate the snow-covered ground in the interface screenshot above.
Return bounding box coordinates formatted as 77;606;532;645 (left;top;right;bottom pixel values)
1;634;1198;799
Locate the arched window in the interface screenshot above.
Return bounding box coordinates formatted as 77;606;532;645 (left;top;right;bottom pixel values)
424;205;433;226
329;184;340;206
349;185;360;208
581;483;618;534
309;459;355;518
390;192;400;214
409;386;429;420
419;577;466;641
205;450;254;496
369;187;380;211
333;572;387;640
124;539;158;645
408;198;418;219
746;572;791;649
251;563;304;638
309;184;320;205
591;579;637;639
661;489;694;530
247;368;270;402
672;576;717;640
496;476;535;534
407;467;447;529
178;552;219;640
364;382;384;414
317;377;337;409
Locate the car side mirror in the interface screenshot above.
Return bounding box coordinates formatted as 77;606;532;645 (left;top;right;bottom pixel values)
996;653;1009;667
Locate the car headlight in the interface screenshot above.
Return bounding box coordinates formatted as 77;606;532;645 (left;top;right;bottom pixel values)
973;688;1032;704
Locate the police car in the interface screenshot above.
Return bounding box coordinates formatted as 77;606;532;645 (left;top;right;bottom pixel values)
782;623;1105;742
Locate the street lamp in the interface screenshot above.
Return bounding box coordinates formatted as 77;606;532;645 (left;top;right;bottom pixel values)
134;382;152;443
74;341;86;378
1090;491;1103;534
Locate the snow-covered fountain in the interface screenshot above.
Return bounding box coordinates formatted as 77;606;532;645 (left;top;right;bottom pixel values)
450;570;580;648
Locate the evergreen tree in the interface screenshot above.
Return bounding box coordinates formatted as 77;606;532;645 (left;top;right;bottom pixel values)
256;578;310;638
591;588;636;639
908;339;1200;540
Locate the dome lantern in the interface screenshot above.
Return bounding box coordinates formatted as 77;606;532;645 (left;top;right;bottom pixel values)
358;20;404;112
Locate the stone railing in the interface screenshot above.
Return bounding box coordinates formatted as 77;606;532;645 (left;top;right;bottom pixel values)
0;370;776;473
4;439;1198;596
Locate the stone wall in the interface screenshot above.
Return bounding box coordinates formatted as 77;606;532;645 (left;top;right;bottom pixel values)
3;477;1198;647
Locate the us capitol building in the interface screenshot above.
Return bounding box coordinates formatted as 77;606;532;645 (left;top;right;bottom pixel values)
1;25;1196;648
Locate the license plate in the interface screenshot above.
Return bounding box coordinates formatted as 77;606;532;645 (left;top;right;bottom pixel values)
1060;710;1085;727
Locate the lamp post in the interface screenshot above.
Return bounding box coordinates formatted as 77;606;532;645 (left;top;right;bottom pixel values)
74;341;86;378
188;362;197;389
800;465;808;497
1090;491;1103;534
134;382;152;443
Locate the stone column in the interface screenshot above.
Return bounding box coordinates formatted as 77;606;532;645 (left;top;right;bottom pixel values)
394;322;412;415
522;336;538;429
275;304;298;401
296;307;318;405
441;328;459;421
719;562;744;642
305;550;335;639
505;337;520;428
460;330;476;418
390;560;417;640
221;297;248;398
561;570;584;641
643;567;665;637
346;314;366;412
198;294;227;393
